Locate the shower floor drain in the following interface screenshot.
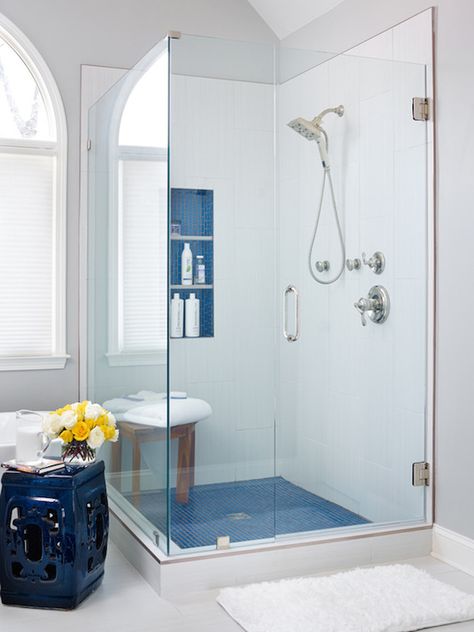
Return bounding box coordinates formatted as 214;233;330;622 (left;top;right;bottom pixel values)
226;512;251;521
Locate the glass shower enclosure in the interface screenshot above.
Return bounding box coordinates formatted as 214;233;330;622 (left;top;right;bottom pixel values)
87;12;433;557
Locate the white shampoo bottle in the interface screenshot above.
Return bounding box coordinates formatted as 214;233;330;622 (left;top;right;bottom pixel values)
181;242;193;285
170;293;184;338
185;293;200;337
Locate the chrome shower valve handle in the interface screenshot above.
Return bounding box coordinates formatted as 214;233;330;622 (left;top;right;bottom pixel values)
361;251;385;274
354;297;374;326
354;286;390;327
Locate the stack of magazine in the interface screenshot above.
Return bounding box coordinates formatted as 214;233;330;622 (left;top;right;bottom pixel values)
1;459;65;474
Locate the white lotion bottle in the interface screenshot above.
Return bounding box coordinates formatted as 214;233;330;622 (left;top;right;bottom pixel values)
170;293;184;338
185;293;200;337
181;242;193;286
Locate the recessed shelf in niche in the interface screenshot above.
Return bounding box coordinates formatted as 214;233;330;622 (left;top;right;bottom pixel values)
170;188;214;338
170;284;213;290
171;235;213;242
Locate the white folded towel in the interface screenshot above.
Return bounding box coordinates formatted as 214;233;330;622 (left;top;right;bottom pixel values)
103;390;188;415
136;390;187;400
122;398;212;428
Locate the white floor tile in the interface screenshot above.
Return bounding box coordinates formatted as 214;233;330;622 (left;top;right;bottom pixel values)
431;570;474;594
3;549;474;632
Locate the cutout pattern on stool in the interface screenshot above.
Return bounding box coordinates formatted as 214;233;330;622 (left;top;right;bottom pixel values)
5;497;65;585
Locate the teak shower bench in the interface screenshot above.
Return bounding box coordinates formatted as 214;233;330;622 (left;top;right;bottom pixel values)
110;421;196;504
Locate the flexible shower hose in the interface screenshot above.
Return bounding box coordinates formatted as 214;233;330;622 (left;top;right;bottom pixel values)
308;163;345;285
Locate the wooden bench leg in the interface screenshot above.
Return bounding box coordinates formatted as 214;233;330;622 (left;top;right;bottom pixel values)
132;437;141;506
189;425;196;488
110;440;122;493
176;429;192;504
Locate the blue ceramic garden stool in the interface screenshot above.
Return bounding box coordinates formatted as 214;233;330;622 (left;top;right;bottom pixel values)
0;461;108;609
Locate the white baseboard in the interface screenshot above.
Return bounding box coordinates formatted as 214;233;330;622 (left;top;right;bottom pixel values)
432;524;474;576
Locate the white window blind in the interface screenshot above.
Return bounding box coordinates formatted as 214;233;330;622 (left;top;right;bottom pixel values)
107;45;168;366
0;19;67;371
118;159;168;353
0;153;55;356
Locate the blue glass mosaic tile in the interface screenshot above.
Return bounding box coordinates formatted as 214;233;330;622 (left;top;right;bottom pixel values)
171;188;213;236
125;477;369;549
170;187;214;338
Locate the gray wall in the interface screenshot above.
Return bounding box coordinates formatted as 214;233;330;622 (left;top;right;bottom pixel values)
282;0;474;539
0;0;275;411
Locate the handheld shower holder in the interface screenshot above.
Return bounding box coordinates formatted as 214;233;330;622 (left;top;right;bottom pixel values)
362;251;385;274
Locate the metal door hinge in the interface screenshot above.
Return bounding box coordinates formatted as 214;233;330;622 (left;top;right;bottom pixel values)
412;461;430;486
87;139;92;151
412;97;430;121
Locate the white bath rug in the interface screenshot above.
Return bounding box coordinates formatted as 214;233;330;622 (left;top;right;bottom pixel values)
217;564;474;632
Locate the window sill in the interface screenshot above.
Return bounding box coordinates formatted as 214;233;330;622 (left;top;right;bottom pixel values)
106;350;167;367
0;354;70;371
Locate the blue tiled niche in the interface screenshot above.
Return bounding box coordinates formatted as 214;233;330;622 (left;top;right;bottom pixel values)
170;189;214;338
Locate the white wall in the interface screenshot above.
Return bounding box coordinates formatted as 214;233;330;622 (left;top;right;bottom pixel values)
278;16;430;523
282;0;474;540
0;0;275;412
169;73;276;485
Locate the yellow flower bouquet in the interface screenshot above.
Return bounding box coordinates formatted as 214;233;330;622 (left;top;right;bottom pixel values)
42;401;119;463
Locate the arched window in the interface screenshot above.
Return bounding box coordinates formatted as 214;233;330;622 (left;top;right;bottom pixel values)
107;45;168;366
0;15;67;370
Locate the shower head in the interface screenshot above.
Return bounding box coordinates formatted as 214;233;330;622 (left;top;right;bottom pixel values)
287;117;321;141
287;116;330;169
287;104;344;139
287;105;344;170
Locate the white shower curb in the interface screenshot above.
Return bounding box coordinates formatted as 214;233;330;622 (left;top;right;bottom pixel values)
109;502;432;599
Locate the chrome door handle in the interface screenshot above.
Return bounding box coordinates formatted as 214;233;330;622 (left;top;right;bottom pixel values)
283;285;299;342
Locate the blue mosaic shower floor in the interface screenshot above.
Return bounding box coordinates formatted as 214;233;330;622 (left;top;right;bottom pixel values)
125;477;369;549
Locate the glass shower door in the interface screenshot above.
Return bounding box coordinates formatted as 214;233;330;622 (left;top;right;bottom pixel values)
276;26;431;536
167;34;278;553
87;37;171;554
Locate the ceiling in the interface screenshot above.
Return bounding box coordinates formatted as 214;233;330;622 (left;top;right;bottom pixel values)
248;0;345;39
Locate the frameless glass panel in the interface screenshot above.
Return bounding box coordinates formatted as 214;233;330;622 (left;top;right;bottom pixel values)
87;37;170;554
119;52;168;148
168;34;277;554
276;17;431;538
0;36;53;141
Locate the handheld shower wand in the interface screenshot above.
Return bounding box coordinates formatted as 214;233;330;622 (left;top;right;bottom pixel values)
315;128;329;170
287;105;345;285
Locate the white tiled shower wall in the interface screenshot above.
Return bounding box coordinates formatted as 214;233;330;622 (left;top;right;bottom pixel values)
277;20;430;523
168;74;276;485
